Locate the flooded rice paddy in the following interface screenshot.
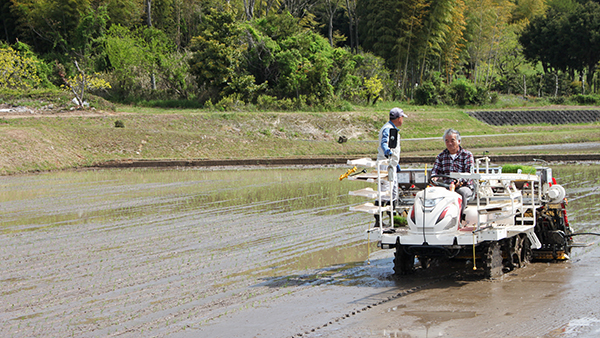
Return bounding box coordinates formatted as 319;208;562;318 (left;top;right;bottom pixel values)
1;163;599;337
1;167;375;337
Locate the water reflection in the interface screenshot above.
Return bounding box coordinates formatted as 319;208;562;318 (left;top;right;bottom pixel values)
0;168;371;231
552;164;600;238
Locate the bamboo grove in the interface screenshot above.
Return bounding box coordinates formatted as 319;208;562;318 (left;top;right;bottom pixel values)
1;0;600;109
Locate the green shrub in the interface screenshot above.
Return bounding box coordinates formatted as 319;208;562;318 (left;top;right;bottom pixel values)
277;97;294;111
414;81;437;105
489;91;499;104
215;94;246;111
362;75;384;104
571;94;598;105
337;100;354;111
222;74;267;104
548;96;566;104
256;95;278;110
0;45;43;90
450;79;477;106
474;85;490;105
137;99;203;109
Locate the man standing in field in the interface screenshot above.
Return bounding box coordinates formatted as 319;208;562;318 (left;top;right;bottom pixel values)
376;107;406;206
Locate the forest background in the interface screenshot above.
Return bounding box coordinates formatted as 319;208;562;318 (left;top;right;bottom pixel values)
2;0;600;110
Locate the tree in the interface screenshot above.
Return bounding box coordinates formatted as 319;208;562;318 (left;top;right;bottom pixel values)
493;24;528;94
189;7;245;102
362;74;383;103
395;0;427;97
281;0;319;18
357;0;404;67
243;0;256;20
463;0;515;86
275;30;334;100
103;23;187;99
510;0;546;25
519;8;564;74
10;0;92;56
566;1;600;79
104;24;146;94
359;0;471;96
172;0;212;49
520;0;600;85
102;0;143;28
323;0;343;47
0;44;42;90
438;0;466;83
344;0;358;53
245;12;335;102
417;0;466;83
0;0;19;42
73;5;109;63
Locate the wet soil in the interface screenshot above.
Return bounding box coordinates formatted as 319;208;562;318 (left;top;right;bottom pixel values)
1;166;599;338
303;247;600;338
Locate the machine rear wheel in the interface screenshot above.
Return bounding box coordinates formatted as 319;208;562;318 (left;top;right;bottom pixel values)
505;235;526;271
393;244;415;275
521;236;532;264
483;241;503;278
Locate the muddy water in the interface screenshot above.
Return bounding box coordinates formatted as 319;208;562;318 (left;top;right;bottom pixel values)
1;167;375;337
1;164;599;338
553;165;600;234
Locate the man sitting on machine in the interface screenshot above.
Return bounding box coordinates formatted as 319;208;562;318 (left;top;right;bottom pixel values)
431;128;474;222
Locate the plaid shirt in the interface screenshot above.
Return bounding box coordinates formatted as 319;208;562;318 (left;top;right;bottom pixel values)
432;147;474;188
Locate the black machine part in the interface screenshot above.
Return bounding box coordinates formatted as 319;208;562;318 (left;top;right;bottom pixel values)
388;128;398;149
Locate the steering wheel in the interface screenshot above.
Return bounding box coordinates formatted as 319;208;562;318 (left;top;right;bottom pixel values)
429;174;459;189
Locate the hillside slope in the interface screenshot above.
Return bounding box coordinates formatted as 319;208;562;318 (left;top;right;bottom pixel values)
1;105;600;174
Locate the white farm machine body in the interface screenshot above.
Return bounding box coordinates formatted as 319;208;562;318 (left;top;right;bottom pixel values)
347;157;573;278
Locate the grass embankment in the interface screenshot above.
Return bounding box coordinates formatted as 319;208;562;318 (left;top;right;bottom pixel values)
1;92;599;174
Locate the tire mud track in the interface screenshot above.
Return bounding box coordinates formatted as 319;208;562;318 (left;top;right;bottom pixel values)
289;270;458;338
